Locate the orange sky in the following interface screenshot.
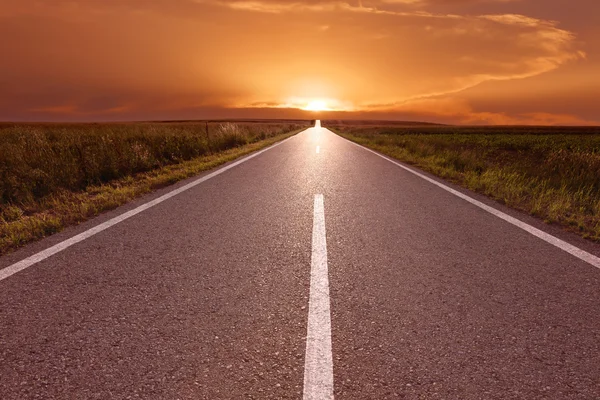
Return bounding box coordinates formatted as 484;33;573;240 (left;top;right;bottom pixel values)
0;0;598;125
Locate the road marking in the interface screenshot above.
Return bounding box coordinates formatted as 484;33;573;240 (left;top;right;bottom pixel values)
316;146;320;154
339;134;600;270
303;194;334;400
0;134;300;283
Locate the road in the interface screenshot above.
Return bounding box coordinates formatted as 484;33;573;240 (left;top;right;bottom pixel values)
1;122;599;399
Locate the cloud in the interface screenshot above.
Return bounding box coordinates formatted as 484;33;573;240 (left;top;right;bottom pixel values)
359;97;599;125
381;0;521;4
202;0;584;105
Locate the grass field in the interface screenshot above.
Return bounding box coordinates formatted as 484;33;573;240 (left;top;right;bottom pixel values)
326;122;600;242
0;121;308;254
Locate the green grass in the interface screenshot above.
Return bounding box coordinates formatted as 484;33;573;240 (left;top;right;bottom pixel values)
0;121;307;254
328;123;600;242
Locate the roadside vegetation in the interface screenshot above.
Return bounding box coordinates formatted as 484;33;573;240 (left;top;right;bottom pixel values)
327;123;600;242
0;121;307;254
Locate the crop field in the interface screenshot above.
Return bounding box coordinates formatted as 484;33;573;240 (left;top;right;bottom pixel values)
326;122;600;242
0;120;308;253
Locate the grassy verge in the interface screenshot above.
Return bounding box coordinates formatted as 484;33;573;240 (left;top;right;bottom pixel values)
328;124;600;242
0;122;306;254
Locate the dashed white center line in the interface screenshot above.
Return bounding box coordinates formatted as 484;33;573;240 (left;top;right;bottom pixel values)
316;146;321;154
303;194;334;400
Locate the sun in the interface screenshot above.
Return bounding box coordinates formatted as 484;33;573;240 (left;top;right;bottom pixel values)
304;100;330;112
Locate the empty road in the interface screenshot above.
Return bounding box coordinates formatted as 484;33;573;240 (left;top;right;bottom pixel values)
1;123;599;399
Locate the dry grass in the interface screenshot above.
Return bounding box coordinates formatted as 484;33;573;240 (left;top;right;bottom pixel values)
0;121;307;254
328;123;600;242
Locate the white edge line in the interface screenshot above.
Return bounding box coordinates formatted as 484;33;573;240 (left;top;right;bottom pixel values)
333;131;600;270
316;146;321;154
0;133;301;283
303;194;334;400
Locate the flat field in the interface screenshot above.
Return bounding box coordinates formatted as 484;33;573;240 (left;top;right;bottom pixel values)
0;120;308;254
326;122;600;242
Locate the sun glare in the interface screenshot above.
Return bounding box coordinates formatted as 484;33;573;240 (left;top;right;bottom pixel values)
279;97;351;112
304;100;329;112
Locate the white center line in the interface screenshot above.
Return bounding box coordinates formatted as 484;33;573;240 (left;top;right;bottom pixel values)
303;194;334;400
0;134;300;283
316;146;320;154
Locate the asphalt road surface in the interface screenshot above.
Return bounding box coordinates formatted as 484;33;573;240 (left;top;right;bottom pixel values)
1;123;599;399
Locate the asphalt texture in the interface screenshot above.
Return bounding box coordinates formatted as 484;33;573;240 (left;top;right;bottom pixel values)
1;125;599;399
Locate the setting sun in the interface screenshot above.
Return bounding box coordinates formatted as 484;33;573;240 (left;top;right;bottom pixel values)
304;100;329;112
